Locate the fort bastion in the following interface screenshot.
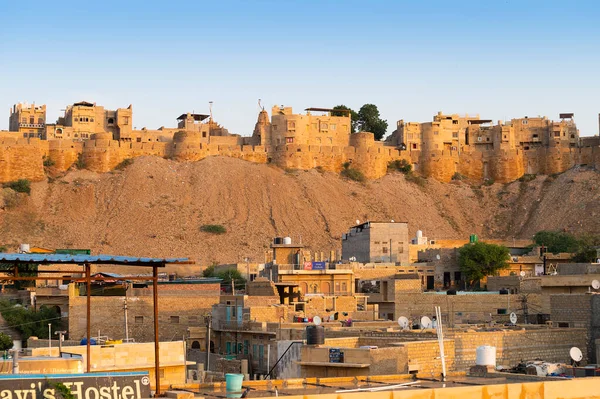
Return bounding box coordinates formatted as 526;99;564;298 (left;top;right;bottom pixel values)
1;101;600;184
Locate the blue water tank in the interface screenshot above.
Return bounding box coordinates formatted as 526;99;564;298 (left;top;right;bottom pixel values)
80;338;97;345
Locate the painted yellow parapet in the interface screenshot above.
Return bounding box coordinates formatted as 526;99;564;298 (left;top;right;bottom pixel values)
279;378;600;399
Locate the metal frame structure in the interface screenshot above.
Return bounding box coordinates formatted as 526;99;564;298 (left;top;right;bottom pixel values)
0;253;191;396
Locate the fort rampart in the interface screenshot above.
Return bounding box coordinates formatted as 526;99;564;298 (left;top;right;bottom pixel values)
1;133;599;184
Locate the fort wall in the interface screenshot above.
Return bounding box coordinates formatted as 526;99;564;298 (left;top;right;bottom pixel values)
0;134;598;184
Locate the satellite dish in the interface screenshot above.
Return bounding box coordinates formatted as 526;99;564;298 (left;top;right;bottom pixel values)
420;316;432;329
313;316;322;326
592;280;600;290
509;312;517;324
398;316;409;329
520;271;526;277
570;347;583;362
436;254;441;260
356;219;360;225
391;219;395;223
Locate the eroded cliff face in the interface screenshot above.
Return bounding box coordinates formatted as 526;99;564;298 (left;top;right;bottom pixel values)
0;156;598;265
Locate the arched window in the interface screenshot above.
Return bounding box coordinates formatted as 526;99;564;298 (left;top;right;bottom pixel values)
191;341;201;349
107;118;114;124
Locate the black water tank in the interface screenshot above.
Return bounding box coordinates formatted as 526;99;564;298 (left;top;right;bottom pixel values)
499;288;509;295
447;289;457;295
274;237;283;245
306;325;325;345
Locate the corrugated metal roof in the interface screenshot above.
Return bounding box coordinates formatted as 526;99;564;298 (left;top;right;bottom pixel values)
0;253;189;267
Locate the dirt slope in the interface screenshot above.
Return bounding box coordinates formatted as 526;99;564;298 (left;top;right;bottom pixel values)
0;157;599;266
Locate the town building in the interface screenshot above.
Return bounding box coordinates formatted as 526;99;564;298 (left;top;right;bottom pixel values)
341;221;410;264
9;102;46;137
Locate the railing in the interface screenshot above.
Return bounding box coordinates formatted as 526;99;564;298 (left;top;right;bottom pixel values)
19;123;44;128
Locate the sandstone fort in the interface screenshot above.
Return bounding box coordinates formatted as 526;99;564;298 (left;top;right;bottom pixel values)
2;100;600;184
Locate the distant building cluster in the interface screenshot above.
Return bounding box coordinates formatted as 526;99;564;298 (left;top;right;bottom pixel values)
2;100;600;184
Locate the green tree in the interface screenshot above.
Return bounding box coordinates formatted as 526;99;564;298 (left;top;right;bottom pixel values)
533;231;581;254
332;105;359;133
216;269;246;291
356;104;388;141
458;242;510;288
0;332;13;351
0;301;64;342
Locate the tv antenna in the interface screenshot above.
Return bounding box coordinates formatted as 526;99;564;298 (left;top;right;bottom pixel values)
570;347;583;366
209;101;214;122
258;98;264;111
420;316;432;329
398;316;409;330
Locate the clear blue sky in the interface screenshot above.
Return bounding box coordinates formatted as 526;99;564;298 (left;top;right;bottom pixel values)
1;0;599;136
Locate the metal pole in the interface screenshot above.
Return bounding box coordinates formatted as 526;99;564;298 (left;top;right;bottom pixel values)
48;324;51;353
153;266;161;396
435;306;446;382
124;297;129;342
85;263;91;373
206;315;211;371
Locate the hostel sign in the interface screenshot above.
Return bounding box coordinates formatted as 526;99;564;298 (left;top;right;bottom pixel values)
0;372;151;399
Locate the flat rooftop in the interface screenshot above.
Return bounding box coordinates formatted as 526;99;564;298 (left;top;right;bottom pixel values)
173;373;595;398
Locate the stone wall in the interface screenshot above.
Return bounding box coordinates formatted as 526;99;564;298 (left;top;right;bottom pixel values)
68;293;219;342
393;293;542;325
1;133;598;184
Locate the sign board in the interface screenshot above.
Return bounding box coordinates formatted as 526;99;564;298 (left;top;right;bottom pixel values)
303;262;313;270
329;348;344;363
312;262;326;270
0;372;151;399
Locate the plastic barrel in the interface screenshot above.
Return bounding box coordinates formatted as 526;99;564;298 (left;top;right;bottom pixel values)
225;373;244;392
306;325;325;345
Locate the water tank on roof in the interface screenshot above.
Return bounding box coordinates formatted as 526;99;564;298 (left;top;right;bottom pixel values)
476;345;496;366
19;244;30;254
306;325;325;345
274;237;283;245
283;237;292;245
416;230;423;238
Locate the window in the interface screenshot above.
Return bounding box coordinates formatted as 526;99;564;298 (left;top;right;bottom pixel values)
85;118;89;122
202;132;207;138
273;125;277;131
320;123;328;130
452;120;458;125
452;132;458;138
90;118;94;122
170;316;180;324
286;137;294;143
22;133;27;138
107;118;114;124
374;241;380;244
124;116;129;125
287;121;296;130
30;116;34;124
330;124;337;130
135;316;143;324
412;143;417;149
571;134;575;139
554;131;560;137
397;243;404;253
38;118;44;124
522;120;528;125
21;118;26;124
136;137;142;142
382;247;388;254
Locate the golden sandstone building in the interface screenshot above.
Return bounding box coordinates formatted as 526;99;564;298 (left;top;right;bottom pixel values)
1;100;599;184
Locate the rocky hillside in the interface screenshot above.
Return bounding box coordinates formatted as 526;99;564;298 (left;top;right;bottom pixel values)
0;157;599;268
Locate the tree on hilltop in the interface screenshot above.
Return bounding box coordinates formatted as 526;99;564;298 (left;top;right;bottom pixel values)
332;104;388;140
